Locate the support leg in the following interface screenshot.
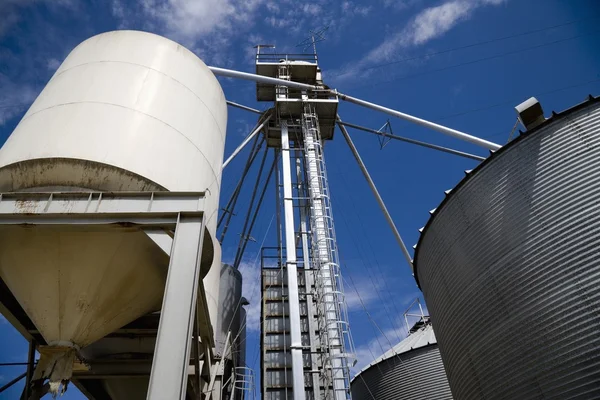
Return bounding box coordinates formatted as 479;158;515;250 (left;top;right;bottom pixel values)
337;116;414;271
148;215;205;400
20;339;35;400
280;120;306;400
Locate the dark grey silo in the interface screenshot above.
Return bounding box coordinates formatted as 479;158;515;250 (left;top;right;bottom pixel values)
351;321;453;400
414;96;600;400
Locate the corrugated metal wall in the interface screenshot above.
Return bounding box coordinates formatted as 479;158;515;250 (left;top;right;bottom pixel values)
261;261;322;400
415;98;600;399
351;345;453;400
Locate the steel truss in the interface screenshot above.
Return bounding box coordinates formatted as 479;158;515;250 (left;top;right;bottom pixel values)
0;191;220;400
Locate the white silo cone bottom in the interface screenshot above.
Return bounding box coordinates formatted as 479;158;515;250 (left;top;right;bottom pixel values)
32;344;78;397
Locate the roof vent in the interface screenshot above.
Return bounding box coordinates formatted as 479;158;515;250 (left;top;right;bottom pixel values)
515;97;545;130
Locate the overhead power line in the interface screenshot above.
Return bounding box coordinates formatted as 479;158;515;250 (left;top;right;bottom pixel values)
343;30;600;91
436;77;600;123
329;16;600;78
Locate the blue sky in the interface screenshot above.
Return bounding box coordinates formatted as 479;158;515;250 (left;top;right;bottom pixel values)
1;0;599;398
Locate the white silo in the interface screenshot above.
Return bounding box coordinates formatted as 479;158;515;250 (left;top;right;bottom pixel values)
0;30;227;393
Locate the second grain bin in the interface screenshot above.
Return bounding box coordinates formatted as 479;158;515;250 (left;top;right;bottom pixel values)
351;318;453;400
415;96;600;399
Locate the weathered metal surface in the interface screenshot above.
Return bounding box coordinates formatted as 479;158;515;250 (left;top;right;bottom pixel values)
0;225;168;347
0;31;226;398
204;244;222;341
0;30;227;236
415;96;600;399
215;264;243;358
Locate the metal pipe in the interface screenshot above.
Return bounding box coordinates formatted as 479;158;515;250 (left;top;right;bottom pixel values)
238;155;277;261
209;65;498;149
338;121;486;161
218;136;264;241
337;116;414;270
233;151;276;269
279;120;306;400
226;101;262;114
25;339;35;399
223;117;270;169
233;146;269;269
209;66;318;91
0;372;26;393
336;92;502;151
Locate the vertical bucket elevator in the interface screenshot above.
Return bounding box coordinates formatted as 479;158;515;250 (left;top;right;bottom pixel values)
256;48;355;400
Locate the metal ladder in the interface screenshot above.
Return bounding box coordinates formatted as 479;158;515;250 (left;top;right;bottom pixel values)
233;366;256;400
301;103;354;400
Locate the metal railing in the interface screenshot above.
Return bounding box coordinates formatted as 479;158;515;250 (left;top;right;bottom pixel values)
233;366;256;400
256;53;318;64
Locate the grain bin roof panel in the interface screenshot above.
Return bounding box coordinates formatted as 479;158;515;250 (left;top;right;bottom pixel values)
352;323;437;380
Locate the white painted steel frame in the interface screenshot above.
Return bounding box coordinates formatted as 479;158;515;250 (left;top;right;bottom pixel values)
337;118;415;271
226;100;263;115
208;66;501;150
223;117;271;169
336;93;502;151
0;191;212;400
280;121;307;400
209;66;318;91
337;120;486;161
148;214;206;400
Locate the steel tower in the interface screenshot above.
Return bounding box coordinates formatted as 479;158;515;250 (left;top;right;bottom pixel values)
253;48;354;400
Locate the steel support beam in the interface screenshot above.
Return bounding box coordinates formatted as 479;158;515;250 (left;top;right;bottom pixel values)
209;65;498;150
337;117;414;270
296;157;322;400
209;66;318;91
336;93;501;150
0;372;26;394
24;339;35;400
208;65;499;150
223;117;271;169
148;215;206;400
337;121;486;161
226;101;263;115
143;229;174;255
280;120;306;400
0;191;213;400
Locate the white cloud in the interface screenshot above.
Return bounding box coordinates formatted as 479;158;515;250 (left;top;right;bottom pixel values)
407;0;474;46
0;0;77;39
327;0;506;84
140;0;237;41
110;0;128;28
352;320;408;374
349;293;428;374
344;278;381;311
341;1;371;17
108;0;269;65
237;258;263;332
46;58;61;71
265;1;279;13
383;0;422;10
301;4;322;16
0;73;37;126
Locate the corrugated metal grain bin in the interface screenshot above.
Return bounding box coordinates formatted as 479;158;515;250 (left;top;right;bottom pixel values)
414;95;600;399
351;320;453;400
